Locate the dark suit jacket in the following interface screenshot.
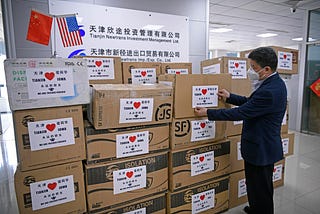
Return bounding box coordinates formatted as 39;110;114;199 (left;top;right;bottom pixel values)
207;73;287;166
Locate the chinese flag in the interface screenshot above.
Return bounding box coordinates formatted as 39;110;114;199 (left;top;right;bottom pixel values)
26;10;53;45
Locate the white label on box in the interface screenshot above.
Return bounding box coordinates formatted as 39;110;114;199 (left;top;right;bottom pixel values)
191;119;215;142
191;151;215;176
278;51;293;70
119;98;154;123
238;178;247;198
30;175;75;211
282;137;289;155
116;131;149;158
202;64;220;74
192;85;218;108
237;141;243;161
233;120;243;125
167;68;188;74
273;164;283;182
28;118;75;151
113;165;146;194
282;110;287;125
131;68;157;84
124;208;146;214
192;189;215;214
228;60;247;79
87;58;115;80
26;67;74;99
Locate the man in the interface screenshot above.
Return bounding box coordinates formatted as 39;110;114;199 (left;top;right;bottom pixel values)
194;47;287;214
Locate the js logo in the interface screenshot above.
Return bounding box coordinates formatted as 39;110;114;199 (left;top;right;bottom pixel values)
155;103;171;121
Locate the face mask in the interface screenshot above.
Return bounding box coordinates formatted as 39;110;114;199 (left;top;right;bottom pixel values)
247;67;264;80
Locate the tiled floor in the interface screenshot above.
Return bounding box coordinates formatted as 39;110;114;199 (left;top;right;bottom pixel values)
1;111;320;214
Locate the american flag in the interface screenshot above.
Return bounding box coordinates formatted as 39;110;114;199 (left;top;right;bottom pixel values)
56;16;83;47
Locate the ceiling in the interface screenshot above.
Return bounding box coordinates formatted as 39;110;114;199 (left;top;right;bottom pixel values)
209;0;320;52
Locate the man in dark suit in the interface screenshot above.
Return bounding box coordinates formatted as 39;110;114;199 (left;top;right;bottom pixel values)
195;47;287;214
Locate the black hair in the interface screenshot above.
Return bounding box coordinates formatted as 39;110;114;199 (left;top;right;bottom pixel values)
248;47;278;72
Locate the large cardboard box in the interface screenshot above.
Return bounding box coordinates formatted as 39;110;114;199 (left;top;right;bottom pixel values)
81;56;123;84
200;57;249;78
4;58;90;110
85;122;169;164
240;46;299;74
228;135;244;173
167;176;229;214
13;105;85;171
282;132;295;157
89;83;173;129
14;161;86;214
160;62;192;74
159;74;231;119
229;170;247;209
122;62;161;84
100;193;166;214
273;158;286;188
169;140;230;191
170;117;226;150
85;152;168;212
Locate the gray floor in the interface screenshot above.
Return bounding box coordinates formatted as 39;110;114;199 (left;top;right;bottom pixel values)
1;112;320;214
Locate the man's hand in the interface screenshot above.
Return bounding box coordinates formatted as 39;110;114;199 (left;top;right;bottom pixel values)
194;107;208;117
218;89;230;101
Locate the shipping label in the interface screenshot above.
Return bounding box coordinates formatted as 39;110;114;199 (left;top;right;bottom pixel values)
237;141;243;161
192;189;215;214
191;151;215;176
119;98;154;123
131;68;156;84
27;118;75;151
87;58;115;80
282;110;287;125
238;178;247;198
233;120;243;125
124;208;146;214
192;85;218;108
166;68;188;74
202;64;220;74
278;51;293;70
282;137;289;155
116;131;149;158
273;164;283;182
26;67;74;99
113;165;147;194
191;119;215;142
228;60;247;79
30;175;75;211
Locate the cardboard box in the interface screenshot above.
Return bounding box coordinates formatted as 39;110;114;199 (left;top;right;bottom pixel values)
228;135;244;173
85;122;169;164
282;132;294;157
89;83;173;129
167;176;229;214
281;103;289;133
14;161;86;214
160;62;192;75
273;158;286;189
239;46;299;74
4;58;90;110
122;62;161;84
102;193;166;214
170;117;226;150
81;56;123;84
229;170;247;209
13;105;85;171
85;152;168;212
159;74;231;119
200;57;249;79
169;140;230;191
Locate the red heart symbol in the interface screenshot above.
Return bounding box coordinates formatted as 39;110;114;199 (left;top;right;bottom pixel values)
273;168;277;172
47;182;57;190
201;89;207;95
200;122;206;128
235;62;239;68
129;136;136;143
141;71;147;77
126;171;134;178
46;124;56;132
176;71;181;74
283;54;287;59
200;195;205;200
44;72;55;81
95;61;102;67
199;156;204;162
133;102;141;109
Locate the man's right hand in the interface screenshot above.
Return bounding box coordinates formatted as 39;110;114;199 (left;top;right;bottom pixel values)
218;89;230;101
